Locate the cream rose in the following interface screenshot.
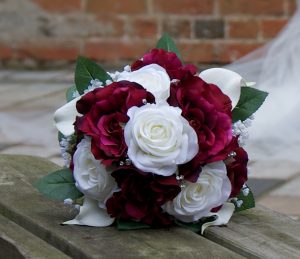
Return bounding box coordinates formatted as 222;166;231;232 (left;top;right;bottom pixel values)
124;103;199;176
163;161;231;222
73;137;117;207
117;64;171;103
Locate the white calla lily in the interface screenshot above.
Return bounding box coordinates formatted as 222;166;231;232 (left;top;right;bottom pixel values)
63;197;114;227
53;96;81;137
200;202;235;235
199;68;244;108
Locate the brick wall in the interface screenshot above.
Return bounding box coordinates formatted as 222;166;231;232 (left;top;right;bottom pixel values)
0;0;297;69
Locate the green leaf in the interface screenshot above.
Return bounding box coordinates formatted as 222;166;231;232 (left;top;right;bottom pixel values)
57;131;64;143
175;215;218;234
34;168;83;201
116;219;151;231
66;85;78;102
232;87;268;122
75;56;112;95
233;185;255;212
156;33;182;61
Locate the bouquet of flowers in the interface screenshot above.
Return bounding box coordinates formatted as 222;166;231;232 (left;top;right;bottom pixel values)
36;34;267;234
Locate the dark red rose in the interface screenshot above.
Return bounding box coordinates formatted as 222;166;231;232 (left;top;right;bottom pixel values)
106;166;181;227
226;147;248;198
131;48;197;80
75;81;155;165
169;75;233;180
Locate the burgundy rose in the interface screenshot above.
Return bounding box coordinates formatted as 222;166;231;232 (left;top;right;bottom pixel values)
131;48;197;80
106;166;181;227
226;147;248;198
75;81;155;165
169;75;233;180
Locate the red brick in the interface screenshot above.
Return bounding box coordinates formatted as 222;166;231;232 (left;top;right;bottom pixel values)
261;19;288;38
32;0;81;12
228;20;259;39
178;42;214;63
217;42;262;63
130;18;158;38
86;0;147;15
0;45;13;59
83;40;152;62
288;0;298;15
195;20;225;39
153;0;213;14
17;44;80;60
220;0;285;15
93;17;125;37
162;19;191;38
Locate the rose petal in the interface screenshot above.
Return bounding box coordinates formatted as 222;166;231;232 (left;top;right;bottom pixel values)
63;197;114;227
54;96;81;136
199;68;242;108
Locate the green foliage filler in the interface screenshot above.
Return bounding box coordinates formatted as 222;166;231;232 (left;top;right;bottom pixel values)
156;33;182;60
34;168;83;201
232;87;268;122
75;56;112;94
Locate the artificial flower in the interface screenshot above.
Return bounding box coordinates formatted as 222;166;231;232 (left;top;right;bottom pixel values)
75;81;155;165
163;161;231;222
73;137;117;206
169;74;233;179
124;102;198;176
226;146;248;198
199;68;244;108
131;48;197;80
117;64;171;103
106;166;180;226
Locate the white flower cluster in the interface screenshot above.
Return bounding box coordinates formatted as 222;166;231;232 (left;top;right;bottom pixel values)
232;115;255;146
108;65;131;81
59;136;72;167
83;79;104;94
72;78;112;99
229;184;250;208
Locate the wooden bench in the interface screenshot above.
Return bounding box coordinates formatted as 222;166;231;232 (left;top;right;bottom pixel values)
1;154;300;259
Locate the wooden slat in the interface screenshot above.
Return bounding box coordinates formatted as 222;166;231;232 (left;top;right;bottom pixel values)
205;206;300;259
0;155;243;259
0;214;70;259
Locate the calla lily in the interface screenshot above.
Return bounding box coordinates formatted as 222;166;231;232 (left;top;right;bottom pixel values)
201;202;235;235
199;68;244;109
53;96;81;137
63;198;114;227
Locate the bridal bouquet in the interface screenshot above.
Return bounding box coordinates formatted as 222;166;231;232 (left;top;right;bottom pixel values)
36;34;267;234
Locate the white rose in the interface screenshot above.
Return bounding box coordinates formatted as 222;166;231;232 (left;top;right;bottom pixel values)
124;103;199;176
199;68;247;108
117;64;171;103
163;161;231;223
73;137;117;207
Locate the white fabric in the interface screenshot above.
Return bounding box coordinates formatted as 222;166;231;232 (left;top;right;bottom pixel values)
226;1;300;177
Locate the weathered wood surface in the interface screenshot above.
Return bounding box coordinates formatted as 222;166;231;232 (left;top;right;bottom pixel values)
0;155;243;259
0;214;70;259
205;205;300;259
